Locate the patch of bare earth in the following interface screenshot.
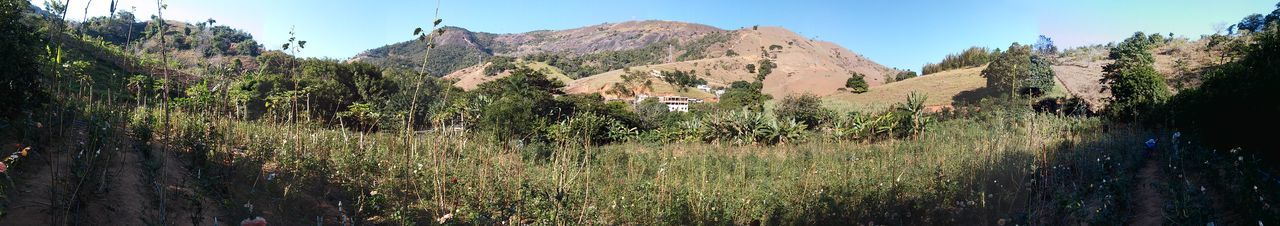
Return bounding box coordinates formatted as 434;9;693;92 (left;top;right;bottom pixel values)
1130;155;1167;226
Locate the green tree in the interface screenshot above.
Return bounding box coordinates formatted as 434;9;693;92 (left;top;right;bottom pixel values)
756;59;776;81
981;43;1033;96
845;72;869;93
922;46;992;75
1022;55;1056;96
473;67;566;141
0;0;45;116
719;81;771;111
894;70;918;81
774;94;832;129
1101;32;1169;121
1169;21;1280;158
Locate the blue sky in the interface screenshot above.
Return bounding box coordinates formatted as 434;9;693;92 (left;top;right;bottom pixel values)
56;0;1275;71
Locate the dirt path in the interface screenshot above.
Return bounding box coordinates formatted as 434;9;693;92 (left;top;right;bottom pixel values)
1129;155;1167;226
0;117;225;225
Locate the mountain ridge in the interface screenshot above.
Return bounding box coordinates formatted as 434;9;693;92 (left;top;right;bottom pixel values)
356;20;899;98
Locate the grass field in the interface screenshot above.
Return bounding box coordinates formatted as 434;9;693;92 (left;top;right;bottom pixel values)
141;105;1149;225
822;66;1070;113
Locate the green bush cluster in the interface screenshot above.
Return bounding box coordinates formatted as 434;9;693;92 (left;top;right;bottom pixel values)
845;72;869;93
922;47;992;75
660;69;707;89
482;56;517;76
0;0;45;117
1168;15;1280;159
981;43;1056;97
1100;32;1169;121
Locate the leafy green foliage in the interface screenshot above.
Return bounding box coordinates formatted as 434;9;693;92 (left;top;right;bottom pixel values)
1234;4;1280;33
483;56;516;76
845;72;869;93
526;40;674;79
676;31;733;61
1169;22;1280;158
0;0;45;116
660;69;706;89
718;81;771;111
755;59;776;81
894;70;918;81
922;47;992;75
1022;55;1056;96
774;94;833;129
981;43;1033;96
1101;32;1169;121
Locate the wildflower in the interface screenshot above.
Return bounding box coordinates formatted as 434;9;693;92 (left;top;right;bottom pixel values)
450;177;458;184
1200;186;1206;192
0;162;7;174
369;190;378;196
240;216;267;226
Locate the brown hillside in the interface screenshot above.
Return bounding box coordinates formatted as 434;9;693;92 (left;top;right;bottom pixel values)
564;26;897;98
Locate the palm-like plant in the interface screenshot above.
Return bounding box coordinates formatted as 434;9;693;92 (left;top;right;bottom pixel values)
896;92;931;138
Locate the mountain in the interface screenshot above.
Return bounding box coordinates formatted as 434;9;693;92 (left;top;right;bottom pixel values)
354;20;898;98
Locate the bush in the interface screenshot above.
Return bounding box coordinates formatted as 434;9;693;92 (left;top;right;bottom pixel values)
660;70;707;88
0;0;45;117
756;59;776;81
895;70;918;81
1169;21;1280;158
718;81;771;111
922;47;992;75
845;72;869;93
1021;55;1056;97
775;94;833;129
483;56;517;76
1101;32;1168;121
982;43;1033;96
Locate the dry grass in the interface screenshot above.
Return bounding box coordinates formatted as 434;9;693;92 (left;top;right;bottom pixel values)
822;66;987;112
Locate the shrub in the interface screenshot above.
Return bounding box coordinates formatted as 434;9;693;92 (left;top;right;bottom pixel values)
660;70;707;89
895;70;918;81
718;81;771;111
774;94;833;129
922;47;992;75
756;59;776;81
1169;21;1280;158
845;72;869;93
982;43;1033;96
483;56;517;76
1021;55;1056;97
1101;32;1169;121
0;0;45;117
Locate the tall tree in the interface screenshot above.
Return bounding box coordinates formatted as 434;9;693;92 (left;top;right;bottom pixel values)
0;0;46;116
981;43;1032;96
1101;32;1169;121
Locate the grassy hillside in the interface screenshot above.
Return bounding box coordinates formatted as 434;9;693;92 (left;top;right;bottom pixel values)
822;66;1072;113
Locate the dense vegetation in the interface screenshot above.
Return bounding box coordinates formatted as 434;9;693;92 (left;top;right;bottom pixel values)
3;0;1280;225
754;59;775;81
922;47;992;75
659;69;707;90
1100;32;1170;121
0;0;45;116
981;43;1055;97
1170;15;1280;160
